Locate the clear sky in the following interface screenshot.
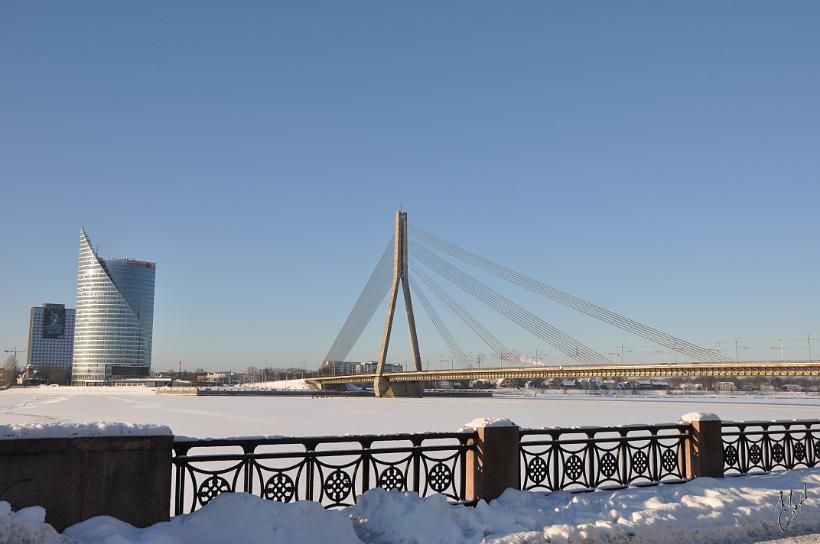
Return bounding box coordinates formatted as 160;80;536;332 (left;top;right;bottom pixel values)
2;2;819;371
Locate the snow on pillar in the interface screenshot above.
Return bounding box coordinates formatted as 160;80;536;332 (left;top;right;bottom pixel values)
463;418;520;502
679;412;724;479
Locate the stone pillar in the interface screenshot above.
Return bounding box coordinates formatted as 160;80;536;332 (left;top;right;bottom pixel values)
679;412;724;479
465;419;520;502
0;429;172;531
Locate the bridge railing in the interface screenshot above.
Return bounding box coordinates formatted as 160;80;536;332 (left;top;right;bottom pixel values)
519;424;691;492
721;420;820;475
172;432;475;514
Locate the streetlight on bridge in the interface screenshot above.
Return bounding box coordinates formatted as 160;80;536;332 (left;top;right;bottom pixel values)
608;344;633;365
770;339;785;362
734;338;749;361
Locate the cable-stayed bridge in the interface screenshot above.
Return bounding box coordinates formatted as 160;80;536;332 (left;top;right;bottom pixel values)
310;211;820;396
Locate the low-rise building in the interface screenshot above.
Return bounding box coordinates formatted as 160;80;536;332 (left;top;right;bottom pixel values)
714;381;737;393
678;383;704;392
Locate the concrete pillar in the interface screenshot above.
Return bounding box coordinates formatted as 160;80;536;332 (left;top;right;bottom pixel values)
465;419;520;502
375;377;423;398
679;412;724;479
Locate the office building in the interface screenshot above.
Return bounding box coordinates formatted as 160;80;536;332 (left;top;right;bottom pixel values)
72;228;156;385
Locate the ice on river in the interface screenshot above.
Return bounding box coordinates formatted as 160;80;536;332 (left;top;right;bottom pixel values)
2;385;819;438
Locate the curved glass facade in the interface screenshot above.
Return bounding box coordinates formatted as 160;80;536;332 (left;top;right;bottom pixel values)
72;229;156;385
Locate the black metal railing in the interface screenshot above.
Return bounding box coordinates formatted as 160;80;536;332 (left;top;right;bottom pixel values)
172;432;474;514
722;420;820;475
520;424;691;492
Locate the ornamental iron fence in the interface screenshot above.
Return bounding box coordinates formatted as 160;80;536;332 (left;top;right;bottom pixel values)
721;420;820;475
520;424;691;492
171;418;820;516
172;432;473;514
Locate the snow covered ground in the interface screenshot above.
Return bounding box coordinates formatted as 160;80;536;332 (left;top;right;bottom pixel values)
239;379;316;391
1;385;819;438
4;468;819;543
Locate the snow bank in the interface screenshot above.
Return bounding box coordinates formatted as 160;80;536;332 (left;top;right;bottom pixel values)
0;502;70;544
0;422;172;440
55;468;820;543
239;379;317;391
352;471;820;543
65;493;359;544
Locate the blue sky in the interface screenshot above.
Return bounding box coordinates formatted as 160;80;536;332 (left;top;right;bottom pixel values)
2;2;819;371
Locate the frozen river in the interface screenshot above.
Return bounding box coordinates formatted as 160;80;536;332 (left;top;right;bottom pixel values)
1;386;819;438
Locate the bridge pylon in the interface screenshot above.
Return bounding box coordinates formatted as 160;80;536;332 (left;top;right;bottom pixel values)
375;211;424;397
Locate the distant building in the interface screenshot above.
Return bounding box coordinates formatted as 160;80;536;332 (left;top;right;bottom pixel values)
321;360;358;375
356;361;403;374
26;304;75;370
320;360;403;375
678;383;704;392
714;381;737;393
72;228;156;385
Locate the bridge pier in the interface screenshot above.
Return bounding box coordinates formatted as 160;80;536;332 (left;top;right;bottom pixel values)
374;376;424;398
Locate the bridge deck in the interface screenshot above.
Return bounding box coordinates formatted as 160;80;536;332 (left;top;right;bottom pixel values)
308;361;820;386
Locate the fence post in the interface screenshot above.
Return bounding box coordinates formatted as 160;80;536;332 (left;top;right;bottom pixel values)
464;419;520;502
679;412;724;478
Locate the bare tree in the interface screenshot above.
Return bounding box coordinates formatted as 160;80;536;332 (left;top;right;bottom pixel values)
45;366;71;385
3;355;19;386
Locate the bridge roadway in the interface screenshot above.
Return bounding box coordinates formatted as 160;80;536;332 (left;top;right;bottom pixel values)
308;361;820;388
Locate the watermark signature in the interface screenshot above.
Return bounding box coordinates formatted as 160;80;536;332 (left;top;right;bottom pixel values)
770;483;810;532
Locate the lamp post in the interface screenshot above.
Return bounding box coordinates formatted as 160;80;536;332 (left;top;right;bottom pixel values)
651;350;667;364
734;338;749;361
609;344;633;365
770;339;784;362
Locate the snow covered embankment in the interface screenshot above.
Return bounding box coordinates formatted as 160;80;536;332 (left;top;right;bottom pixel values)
17;468;808;543
238;379;317;391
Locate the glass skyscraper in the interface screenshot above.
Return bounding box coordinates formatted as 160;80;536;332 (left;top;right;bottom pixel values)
72;228;156;385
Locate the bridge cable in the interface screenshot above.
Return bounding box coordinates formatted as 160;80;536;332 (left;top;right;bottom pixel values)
413;252;606;366
408;278;472;369
411;241;611;365
412;242;608;365
324;246;392;361
410;226;730;362
411;265;527;367
413;245;601;365
323;238;394;362
327;258;393;360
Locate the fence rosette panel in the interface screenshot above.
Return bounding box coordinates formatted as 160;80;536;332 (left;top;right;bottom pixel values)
172;432;474;513
722;420;820;475
520;424;690;492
